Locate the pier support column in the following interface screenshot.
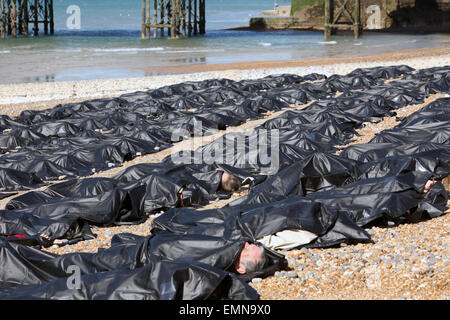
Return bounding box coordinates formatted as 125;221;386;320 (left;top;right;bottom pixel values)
11;0;17;37
181;0;185;37
0;0;5;38
145;0;150;39
141;0;146;39
170;0;175;38
49;0;53;34
187;0;192;36
173;0;179;39
160;0;165;37
353;0;361;39
43;0;48;35
18;0;22;35
199;0;205;34
324;0;361;40
153;0;157;38
22;0;28;36
166;0;171;37
193;0;197;34
32;0;38;36
324;0;331;40
7;0;11;35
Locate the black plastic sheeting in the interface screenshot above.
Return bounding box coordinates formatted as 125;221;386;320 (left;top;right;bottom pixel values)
0;73;327;188
0;233;269;299
0;168;42;191
229;97;450;229
0;65;435;246
0;163;258;247
1;65;437;189
154;98;449;245
0;65;448;300
165;66;448;175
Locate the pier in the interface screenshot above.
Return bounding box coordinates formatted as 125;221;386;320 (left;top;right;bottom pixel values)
0;0;206;39
4;1;445;40
0;0;54;38
324;0;361;40
141;0;206;39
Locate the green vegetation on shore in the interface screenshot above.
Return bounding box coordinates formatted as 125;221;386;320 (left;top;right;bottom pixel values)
291;0;324;15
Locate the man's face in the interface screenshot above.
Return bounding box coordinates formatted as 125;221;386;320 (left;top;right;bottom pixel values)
221;172;232;185
241;242;262;260
423;179;437;193
235;242;263;274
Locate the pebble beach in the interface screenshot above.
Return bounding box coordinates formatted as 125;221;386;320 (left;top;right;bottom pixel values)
0;45;449;301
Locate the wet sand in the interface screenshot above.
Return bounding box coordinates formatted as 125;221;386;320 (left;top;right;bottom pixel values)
146;44;450;74
0;44;449;109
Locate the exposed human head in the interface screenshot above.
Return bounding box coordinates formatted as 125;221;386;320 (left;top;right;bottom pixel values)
442;175;450;194
235;242;267;275
220;172;241;193
423;179;437;194
423;175;450;194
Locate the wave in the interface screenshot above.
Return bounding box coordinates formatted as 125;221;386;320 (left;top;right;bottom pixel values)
87;47;225;54
54;29;141;37
92;47;165;53
163;49;226;54
318;41;337;45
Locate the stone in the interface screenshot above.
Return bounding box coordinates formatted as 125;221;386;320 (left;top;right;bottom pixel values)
411;253;420;259
274;271;283;277
343;271;353;277
408;246;418;253
300;248;309;254
365;276;381;290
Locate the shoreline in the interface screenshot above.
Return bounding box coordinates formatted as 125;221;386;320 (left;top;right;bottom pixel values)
0;44;449;111
145;44;450;74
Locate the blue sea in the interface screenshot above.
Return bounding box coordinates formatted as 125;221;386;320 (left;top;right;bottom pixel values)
0;0;449;84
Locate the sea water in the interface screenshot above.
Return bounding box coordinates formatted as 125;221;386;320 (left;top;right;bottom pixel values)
0;0;448;84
